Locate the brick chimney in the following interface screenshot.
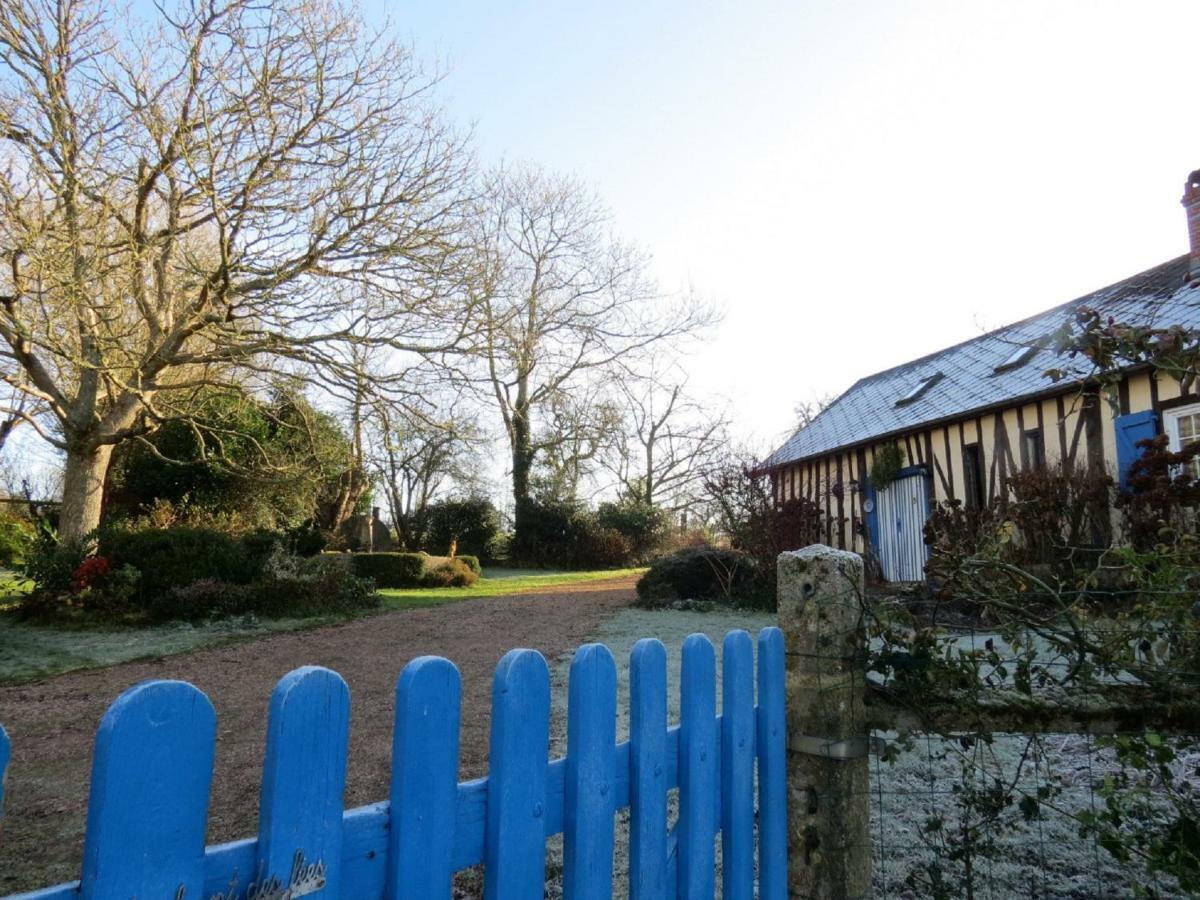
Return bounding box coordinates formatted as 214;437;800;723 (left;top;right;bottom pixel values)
1181;169;1200;284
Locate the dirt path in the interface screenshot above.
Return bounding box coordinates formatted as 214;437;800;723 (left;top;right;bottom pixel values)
0;576;637;894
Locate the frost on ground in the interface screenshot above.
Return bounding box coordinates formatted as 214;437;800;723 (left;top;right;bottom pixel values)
536;606;1191;900
544;606;775;899
0;613;318;682
871;731;1192;899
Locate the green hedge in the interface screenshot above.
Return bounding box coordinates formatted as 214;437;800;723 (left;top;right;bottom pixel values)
345;552;428;587
21;529;378;624
99;526;275;600
144;555;379;621
422;557;480;587
455;554;482;576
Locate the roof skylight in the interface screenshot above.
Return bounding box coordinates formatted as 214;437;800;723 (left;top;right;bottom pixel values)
895;371;943;407
994;344;1037;373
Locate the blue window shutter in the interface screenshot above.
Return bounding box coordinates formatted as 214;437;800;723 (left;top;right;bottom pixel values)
1114;410;1158;491
863;478;880;551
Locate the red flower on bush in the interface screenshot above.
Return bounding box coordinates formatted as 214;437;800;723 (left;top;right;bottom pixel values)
71;556;113;593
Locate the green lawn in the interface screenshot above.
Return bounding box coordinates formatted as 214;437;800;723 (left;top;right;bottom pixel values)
379;566;645;609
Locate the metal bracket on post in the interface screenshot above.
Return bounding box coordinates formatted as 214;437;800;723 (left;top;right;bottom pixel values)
789;733;886;760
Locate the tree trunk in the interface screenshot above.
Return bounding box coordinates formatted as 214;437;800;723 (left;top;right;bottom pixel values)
59;443;113;543
644;442;655;506
511;408;535;551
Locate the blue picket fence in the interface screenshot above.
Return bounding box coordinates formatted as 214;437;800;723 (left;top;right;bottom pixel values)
0;628;787;899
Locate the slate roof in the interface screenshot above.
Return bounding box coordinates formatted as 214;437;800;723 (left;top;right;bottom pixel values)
765;254;1200;468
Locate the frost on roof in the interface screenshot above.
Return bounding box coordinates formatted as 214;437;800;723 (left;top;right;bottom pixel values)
765;255;1200;468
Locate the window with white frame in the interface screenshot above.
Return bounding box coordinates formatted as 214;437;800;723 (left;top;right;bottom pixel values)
1164;402;1200;479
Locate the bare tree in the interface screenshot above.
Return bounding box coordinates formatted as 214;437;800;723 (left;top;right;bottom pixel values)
368;394;483;549
0;381;37;452
792;393;837;433
470;163;712;548
605;368;729;512
0;0;473;540
531;387;621;503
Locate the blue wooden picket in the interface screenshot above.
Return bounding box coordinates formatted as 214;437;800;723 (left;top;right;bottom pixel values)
0;723;9;825
1;627;788;900
387;656;461;900
81;680;215;900
721;630;756;900
257;666;350;896
629;638;669;899
678;633;718;899
564;643;618;899
758;626;789;900
484;648;551;899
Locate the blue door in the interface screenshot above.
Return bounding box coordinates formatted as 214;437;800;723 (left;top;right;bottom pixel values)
873;471;929;581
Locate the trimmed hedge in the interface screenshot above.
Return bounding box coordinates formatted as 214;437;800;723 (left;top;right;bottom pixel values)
345;552;428;588
423;557;479;587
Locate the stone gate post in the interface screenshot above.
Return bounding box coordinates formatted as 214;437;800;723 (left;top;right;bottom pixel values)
777;545;872;900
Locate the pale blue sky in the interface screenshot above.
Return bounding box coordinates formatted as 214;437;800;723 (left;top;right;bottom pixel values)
374;1;1200;448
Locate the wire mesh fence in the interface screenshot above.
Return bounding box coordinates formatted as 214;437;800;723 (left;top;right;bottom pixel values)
777;543;1200;900
868;729;1200;899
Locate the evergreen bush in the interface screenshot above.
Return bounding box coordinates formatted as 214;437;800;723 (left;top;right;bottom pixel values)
345;551;428;587
635;546;764;607
422;557;479;587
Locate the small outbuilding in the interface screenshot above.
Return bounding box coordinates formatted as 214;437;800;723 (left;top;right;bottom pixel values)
762;171;1200;581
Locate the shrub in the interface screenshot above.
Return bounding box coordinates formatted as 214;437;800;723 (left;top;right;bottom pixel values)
346;551;428;587
922;498;1016;600
70;555;113;592
152;556;379;620
772;497;824;552
424;497;501;559
99;527;265;600
513;498;638;569
485;531;511;563
635;546;763;607
247;556;379;617
0;509;35;567
572;524;633;569
701;452;833;594
422;557;479;587
869;443;905;490
19;556;143;623
151;578;254;621
239;528;286;570
455;554;482;576
287;522;328;557
1117;434;1200;551
513;497;577;565
1007;463;1112;558
923;498;1009;567
22;527;91;594
595;500;669;561
20;525;378;623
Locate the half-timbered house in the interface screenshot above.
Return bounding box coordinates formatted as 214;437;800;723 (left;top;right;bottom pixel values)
762;172;1200;581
